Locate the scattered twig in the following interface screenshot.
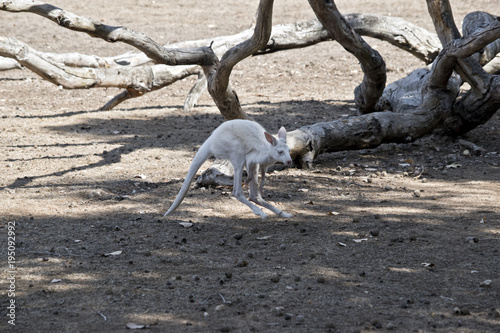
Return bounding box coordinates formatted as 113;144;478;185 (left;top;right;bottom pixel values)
219;293;231;304
414;165;425;180
97;311;107;322
458;139;485;155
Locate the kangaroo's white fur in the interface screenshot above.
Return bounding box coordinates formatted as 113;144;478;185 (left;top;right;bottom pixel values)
164;119;293;219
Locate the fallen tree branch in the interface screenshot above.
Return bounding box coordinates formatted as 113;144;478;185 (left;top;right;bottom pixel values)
0;36;199;90
0;0;215;67
0;56;21;70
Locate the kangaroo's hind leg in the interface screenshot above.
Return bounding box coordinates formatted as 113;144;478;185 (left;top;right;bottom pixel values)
231;159;268;219
248;164;292;219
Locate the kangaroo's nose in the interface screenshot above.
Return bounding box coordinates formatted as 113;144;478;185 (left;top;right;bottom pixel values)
286;159;292;166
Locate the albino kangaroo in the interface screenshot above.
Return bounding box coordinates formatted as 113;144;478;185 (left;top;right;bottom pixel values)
164;119;293;219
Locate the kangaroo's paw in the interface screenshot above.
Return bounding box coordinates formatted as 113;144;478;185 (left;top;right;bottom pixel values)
278;211;293;219
252;208;268;219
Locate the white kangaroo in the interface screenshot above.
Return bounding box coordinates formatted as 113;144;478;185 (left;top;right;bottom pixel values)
164;119;293;219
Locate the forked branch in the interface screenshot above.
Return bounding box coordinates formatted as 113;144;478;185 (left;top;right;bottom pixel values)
202;0;275;120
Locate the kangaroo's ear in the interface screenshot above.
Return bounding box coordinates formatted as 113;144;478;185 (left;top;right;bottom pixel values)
264;132;277;146
278;127;287;142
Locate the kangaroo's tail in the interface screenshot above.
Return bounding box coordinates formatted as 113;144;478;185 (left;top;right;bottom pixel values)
164;142;212;216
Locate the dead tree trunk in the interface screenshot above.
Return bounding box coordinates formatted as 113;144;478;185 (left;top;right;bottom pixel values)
286;4;500;167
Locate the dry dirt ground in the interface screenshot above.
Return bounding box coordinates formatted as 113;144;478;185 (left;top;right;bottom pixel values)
1;1;499;332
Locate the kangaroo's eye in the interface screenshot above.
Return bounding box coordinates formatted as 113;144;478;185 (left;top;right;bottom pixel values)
278;150;284;155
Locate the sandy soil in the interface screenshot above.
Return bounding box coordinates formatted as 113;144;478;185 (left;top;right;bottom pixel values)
1;1;499;332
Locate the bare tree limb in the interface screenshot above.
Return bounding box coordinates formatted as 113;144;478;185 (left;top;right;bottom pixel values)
344;14;441;64
202;0;274;120
0;36;198;90
463;11;500;66
307;0;386;113
0;55;21;70
426;0;490;95
183;71;207;112
0;0;215;66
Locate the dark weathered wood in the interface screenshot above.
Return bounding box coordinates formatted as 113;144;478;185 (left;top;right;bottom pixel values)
307;0;386;113
463;11;500;66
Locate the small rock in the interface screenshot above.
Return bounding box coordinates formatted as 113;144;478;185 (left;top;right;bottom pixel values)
316;277;325;284
296;314;305;324
271;274;281;283
235;259;248;267
250;227;260;234
284;313;293;320
215;304;225;311
325;323;336;329
384;185;394;191
234;233;243;240
220;326;231;332
275;306;285;316
453;307;470;316
413;190;421;197
370;230;380;237
488;309;500;318
386;322;395;330
225;272;232;279
371;319;382;329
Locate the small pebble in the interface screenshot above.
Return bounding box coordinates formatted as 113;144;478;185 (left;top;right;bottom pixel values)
275;306;285;316
235;259;248;267
316;277;325;284
296;314;305;324
372;320;382;329
370;230;379;237
271;274;280;283
234;233;243;240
